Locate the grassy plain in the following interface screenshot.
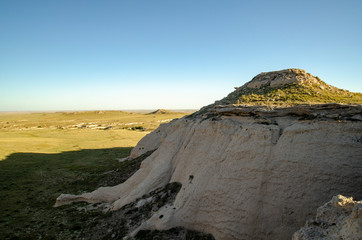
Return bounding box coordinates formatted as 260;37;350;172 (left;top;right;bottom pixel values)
0;110;189;239
0;110;188;160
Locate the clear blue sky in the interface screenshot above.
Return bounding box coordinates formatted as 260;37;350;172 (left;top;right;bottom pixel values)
1;0;361;111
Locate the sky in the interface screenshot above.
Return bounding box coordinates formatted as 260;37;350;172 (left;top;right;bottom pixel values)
1;0;361;111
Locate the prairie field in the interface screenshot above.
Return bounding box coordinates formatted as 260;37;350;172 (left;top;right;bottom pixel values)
0;110;189;160
0;110;190;239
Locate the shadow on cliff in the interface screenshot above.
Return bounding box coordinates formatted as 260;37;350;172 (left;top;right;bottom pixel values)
0;147;140;239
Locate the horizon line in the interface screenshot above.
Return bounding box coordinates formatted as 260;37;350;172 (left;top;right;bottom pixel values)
0;108;199;113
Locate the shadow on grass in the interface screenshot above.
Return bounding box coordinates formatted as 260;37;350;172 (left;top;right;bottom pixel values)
0;147;141;240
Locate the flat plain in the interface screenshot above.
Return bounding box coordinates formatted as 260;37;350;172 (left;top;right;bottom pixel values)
0;110;189;160
0;110;189;239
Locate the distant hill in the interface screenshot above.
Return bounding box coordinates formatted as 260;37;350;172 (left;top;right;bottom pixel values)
147;109;185;115
218;68;362;106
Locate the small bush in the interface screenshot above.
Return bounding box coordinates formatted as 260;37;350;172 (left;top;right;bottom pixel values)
131;126;145;131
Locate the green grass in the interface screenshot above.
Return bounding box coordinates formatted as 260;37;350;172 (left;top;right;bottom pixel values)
221;82;362;107
0;128;147;161
0;110;188;132
0;147;137;239
0;110;189;160
0;110;189;239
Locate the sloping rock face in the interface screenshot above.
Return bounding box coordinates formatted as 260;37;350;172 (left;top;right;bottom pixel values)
198;68;361;110
292;195;362;240
245;68;318;88
56;69;362;239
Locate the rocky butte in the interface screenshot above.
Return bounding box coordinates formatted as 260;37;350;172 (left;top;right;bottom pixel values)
56;69;362;239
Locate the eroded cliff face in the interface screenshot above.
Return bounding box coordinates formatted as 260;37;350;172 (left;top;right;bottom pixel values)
56;69;362;239
56;104;362;239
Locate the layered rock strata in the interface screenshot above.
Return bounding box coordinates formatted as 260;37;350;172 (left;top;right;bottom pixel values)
56;69;362;239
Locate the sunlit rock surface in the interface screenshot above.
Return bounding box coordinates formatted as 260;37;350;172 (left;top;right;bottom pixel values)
56;69;362;239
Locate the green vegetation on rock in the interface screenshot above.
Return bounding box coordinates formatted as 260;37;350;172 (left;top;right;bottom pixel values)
190;69;362;118
230;82;362;106
83;181;183;239
220;69;362;106
135;227;215;240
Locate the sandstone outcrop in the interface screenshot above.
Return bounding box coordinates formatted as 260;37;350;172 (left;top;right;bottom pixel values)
292;195;362;240
56;69;362;239
203;68;362;109
245;69;318;88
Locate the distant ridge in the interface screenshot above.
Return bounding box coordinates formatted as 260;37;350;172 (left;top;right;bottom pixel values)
148;109;182;115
